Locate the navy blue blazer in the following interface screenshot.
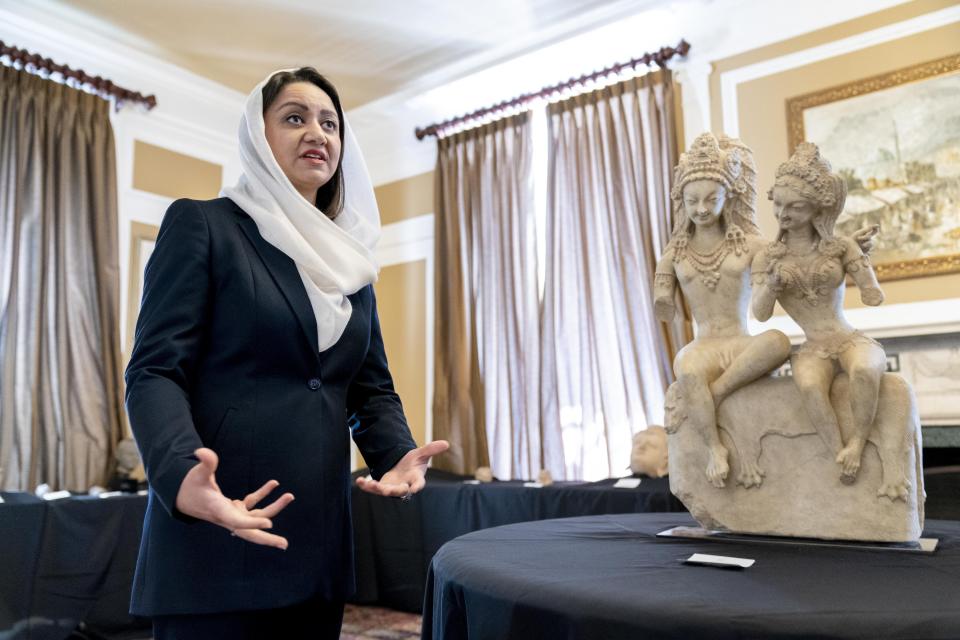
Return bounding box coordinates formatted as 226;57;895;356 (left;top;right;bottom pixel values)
125;197;416;616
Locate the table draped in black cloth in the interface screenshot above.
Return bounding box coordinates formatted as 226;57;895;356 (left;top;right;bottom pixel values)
0;492;148;639
351;470;685;612
422;513;960;640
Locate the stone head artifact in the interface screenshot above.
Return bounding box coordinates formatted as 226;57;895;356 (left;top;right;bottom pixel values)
670;132;761;239
631;426;669;478
769;141;847;246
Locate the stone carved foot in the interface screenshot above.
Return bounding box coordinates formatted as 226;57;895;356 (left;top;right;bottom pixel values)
836;437;865;484
737;459;765;489
877;477;910;502
876;445;911;502
706;445;729;488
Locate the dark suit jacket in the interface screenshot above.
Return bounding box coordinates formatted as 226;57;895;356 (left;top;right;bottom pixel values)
125;197;416;616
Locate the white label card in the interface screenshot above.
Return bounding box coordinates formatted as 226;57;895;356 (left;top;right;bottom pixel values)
522;481;543;488
613;478;642;488
685;553;754;568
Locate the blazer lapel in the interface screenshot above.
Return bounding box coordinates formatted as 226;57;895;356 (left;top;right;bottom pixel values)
235;211;321;357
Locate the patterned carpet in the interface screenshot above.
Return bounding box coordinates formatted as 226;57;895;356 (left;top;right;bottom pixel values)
88;604;421;639
340;604;422;640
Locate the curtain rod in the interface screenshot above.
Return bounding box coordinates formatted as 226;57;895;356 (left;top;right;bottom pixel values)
414;39;689;140
0;40;157;110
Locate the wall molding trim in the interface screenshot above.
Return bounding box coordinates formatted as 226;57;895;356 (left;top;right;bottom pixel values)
719;4;960;138
750;299;960;342
720;3;960;342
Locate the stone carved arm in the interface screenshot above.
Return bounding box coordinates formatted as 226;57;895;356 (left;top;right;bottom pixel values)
842;237;884;306
653;248;678;322
851;224;880;255
750;248;780;322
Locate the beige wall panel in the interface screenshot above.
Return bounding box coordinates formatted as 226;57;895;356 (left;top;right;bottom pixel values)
711;14;960;310
375;171;435;225
133;140;223;200
709;0;957;131
374;260;428;446
737;22;960;235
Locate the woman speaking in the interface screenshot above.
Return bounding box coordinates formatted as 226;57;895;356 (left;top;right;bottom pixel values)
125;67;448;639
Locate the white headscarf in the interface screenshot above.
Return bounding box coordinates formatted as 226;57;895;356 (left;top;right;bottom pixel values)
222;69;380;352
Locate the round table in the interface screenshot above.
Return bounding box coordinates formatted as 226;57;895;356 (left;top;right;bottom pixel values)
421;513;960;640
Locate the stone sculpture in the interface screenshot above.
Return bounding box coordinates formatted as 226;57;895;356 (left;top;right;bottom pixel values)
754;143;889;484
474;466;494;483
659;137;924;543
537;469;555;486
630;426;669;478
654;133;792;488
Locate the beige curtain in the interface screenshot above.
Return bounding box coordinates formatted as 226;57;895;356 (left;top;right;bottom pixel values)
0;66;124;491
542;70;687;480
433;114;558;479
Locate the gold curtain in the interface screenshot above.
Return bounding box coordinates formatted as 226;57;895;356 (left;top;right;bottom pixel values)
0;65;124;491
541;70;689;479
433;114;558;478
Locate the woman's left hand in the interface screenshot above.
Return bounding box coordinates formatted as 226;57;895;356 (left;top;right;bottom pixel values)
355;440;450;498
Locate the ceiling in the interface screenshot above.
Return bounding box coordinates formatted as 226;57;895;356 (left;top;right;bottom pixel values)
52;0;664;110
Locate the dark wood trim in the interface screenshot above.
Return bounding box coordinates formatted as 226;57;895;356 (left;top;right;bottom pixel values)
1;39;157;110
414;39;689;140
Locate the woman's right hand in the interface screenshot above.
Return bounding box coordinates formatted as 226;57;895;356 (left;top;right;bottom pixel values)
175;448;294;550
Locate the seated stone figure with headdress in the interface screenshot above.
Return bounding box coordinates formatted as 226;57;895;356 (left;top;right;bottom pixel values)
753;143;909;496
654;133;791;489
658;138;924;543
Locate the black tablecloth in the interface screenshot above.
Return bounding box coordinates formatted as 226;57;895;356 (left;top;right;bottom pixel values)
422;512;960;640
351;471;685;612
0;492;147;640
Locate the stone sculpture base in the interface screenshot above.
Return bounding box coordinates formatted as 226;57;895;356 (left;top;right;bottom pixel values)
667;373;924;542
657;526;938;553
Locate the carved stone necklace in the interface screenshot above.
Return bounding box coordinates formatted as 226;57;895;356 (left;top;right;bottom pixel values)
777;254;834;306
769;238;846;306
673;225;747;289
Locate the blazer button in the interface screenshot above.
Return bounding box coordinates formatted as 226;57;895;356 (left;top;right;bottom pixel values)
308;378;321;391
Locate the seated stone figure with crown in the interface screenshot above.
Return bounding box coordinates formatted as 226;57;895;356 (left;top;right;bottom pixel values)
657;137;924;543
654;133;792;490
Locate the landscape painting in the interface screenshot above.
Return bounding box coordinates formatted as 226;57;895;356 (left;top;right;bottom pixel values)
787;55;960;281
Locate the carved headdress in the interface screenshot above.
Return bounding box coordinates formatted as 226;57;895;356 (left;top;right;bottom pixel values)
771;142;847;241
670;132;760;237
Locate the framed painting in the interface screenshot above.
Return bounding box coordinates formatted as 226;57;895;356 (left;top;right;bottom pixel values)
125;220;160;358
786;54;960;281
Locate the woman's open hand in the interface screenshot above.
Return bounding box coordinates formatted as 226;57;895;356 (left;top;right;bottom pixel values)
175;448;294;550
355;440;450;498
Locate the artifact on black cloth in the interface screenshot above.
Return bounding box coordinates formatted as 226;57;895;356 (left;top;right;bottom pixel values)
630;426;669;478
110;438;148;492
654;134;924;542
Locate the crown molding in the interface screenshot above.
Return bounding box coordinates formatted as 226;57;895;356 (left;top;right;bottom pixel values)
0;5;245;117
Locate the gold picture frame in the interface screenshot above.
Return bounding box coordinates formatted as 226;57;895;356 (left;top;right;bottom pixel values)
786;53;960;281
125;220;160;360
